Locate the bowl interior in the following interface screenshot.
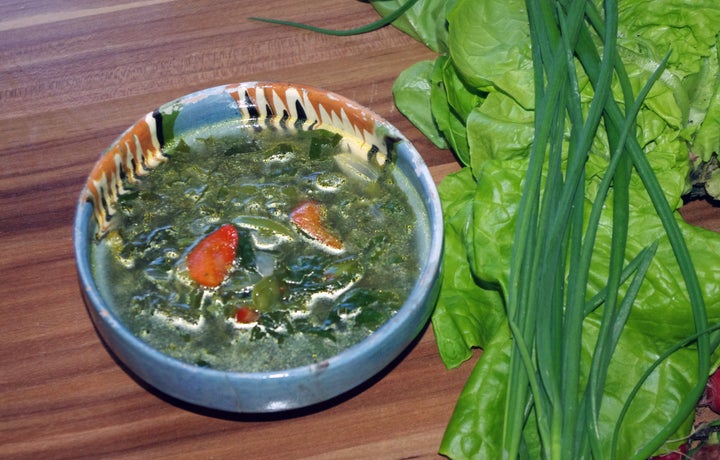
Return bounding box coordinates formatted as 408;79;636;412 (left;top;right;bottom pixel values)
74;81;443;412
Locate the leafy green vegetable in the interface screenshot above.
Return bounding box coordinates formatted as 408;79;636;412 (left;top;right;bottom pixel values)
374;0;720;457
392;60;449;149
371;0;458;52
432;167;506;367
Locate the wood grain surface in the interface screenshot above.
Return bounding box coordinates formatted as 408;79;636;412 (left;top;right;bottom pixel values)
1;1;718;459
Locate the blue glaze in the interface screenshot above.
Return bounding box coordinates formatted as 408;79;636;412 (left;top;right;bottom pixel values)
166;88;243;141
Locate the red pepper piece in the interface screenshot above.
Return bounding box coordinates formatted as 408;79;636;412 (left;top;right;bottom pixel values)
290;200;344;251
234;306;260;323
186;224;239;287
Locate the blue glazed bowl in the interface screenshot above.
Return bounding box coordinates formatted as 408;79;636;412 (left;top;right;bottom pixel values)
73;82;443;413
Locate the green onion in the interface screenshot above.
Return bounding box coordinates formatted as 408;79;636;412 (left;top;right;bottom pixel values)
612;322;720;458
249;0;420;36
501;0;710;458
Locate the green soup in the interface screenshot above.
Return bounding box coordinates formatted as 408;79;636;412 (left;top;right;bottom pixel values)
92;122;421;372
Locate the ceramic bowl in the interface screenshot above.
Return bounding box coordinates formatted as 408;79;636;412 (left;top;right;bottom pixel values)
73;82;443;413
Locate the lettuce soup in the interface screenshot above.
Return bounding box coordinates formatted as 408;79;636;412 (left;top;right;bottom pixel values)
91;122;421;372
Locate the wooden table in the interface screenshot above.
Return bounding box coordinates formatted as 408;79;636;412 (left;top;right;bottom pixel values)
2;2;718;459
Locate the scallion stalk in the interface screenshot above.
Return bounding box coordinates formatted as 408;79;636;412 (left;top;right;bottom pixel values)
504;0;708;458
249;0;421;36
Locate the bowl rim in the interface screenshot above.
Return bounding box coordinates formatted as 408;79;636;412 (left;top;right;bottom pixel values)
73;80;444;409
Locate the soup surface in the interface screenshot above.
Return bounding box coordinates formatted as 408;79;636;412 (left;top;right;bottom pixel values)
92;122;421;372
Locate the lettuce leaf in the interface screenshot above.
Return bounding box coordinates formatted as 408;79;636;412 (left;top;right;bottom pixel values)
433;168;506;368
392;55;486;165
447;0;535;110
392;60;449;149
429;55;474;165
370;0;459;53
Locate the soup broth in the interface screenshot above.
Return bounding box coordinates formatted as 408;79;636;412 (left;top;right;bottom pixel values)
92;122;421;372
